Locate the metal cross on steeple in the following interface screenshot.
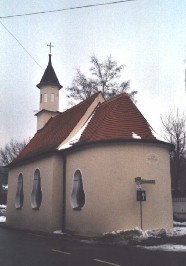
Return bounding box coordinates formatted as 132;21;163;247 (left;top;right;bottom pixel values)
47;42;54;55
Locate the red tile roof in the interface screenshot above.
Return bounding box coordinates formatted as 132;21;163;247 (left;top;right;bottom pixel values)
79;93;155;143
11;92;167;167
12;93;101;165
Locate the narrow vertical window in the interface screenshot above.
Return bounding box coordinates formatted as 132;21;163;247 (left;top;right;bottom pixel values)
51;93;54;102
71;170;85;210
40;94;42;103
15;173;24;209
31;169;42;210
44;93;48;102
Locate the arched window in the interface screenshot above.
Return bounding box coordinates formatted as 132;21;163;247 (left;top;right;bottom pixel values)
31;169;42;210
15;173;24;209
71;170;85;210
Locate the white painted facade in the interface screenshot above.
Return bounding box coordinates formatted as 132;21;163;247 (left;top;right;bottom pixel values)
6;141;173;235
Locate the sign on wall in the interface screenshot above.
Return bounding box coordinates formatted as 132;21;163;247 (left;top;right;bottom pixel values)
135;177;155;184
137;190;146;201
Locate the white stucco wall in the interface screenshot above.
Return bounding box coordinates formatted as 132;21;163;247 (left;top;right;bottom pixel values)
6;141;173;236
40;85;59;112
6;155;63;233
36;111;59;131
65;142;173;236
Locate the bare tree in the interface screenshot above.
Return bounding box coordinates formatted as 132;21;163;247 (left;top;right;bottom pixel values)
66;54;137;102
0;139;27;166
161;109;186;191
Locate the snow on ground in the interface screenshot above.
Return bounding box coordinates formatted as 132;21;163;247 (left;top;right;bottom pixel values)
101;227;168;241
139;244;186;252
53;230;64;235
2;185;8;191
53;224;186;242
173;221;186;227
0;205;7;209
99;224;186;251
171;226;186;236
99;224;186;243
0;205;6;222
0;216;6;223
102;222;186;239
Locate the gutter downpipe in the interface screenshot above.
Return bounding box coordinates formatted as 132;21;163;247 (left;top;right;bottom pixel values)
62;154;66;232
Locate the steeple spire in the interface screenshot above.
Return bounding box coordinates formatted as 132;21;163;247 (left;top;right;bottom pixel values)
37;44;62;89
35;46;62;131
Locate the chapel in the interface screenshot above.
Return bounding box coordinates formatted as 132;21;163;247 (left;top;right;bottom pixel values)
6;53;173;236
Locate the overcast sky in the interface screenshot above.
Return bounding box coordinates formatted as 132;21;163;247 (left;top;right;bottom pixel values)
1;0;186;148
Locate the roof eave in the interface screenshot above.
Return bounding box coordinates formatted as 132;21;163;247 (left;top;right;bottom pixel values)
9;149;61;169
35;109;61;117
36;82;62;89
60;138;174;153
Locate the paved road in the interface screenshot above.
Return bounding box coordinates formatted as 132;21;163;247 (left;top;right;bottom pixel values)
0;227;186;266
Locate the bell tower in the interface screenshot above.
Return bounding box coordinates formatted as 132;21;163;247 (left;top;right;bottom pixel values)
35;43;62;130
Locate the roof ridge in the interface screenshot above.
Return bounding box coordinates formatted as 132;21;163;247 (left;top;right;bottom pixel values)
80;96;117;142
56;92;102;118
79;91;157;144
100;92;129;106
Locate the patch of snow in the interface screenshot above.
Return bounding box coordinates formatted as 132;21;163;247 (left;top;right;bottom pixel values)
171;227;186;236
143;228;168;238
132;132;141;139
58;113;94;150
80;239;96;244
0;216;6;222
102;225;186;242
2;185;8;191
103;227;169;239
139;244;186;252
53;230;65;235
173;221;186;226
0;205;7;209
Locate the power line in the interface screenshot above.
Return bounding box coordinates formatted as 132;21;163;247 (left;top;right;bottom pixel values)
0;21;43;69
0;0;136;69
0;0;136;19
